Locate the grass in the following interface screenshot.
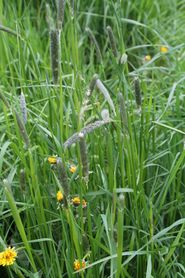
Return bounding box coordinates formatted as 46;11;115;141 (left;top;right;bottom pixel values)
0;0;185;277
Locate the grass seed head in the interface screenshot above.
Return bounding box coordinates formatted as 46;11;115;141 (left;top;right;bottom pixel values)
101;109;110;122
15;111;30;149
20;92;27;124
57;0;65;30
50;29;60;84
117;92;128;129
86;27;102;63
46;4;55;30
96;78;116;115
134;77;142;107
119;53;128;64
88;74;98;96
106;25;118;57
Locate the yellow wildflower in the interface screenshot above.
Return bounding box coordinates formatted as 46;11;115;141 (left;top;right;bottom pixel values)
71;197;87;208
73;259;86;271
0;247;17;266
48;156;57;164
160;46;169;53
144;55;151;61
56;191;63;202
69;165;77;174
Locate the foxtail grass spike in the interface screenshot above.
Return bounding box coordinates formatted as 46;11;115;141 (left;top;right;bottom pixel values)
96;78;116;115
79;132;89;182
15;111;30;149
88;74;98;96
57;0;65;30
101;109;110;122
20;92;27;124
64;118;112;149
46;4;55;30
0;91;29;147
117;92;128;128
120;53;128;65
106;26;118;57
86;27;102;63
56;158;69;207
82;233;90;252
134;77;142;107
80;74;98;120
50;29;60;84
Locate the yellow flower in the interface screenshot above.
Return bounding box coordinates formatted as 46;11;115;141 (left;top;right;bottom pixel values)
48;156;57;164
73;259;86;271
144;55;152;61
71;197;87;208
69;165;77;174
56;191;63;202
0;247;17;266
160;46;169;53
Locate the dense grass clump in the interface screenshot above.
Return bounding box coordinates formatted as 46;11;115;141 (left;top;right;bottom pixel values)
0;0;185;277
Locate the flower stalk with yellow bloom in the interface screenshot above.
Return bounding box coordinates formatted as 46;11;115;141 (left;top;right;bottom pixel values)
73;259;86;271
56;190;63;202
160;46;169;53
71;196;87;208
48;156;58;164
69;164;77;174
0;247;17;266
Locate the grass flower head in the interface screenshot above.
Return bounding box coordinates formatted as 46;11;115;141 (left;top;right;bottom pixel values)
73;259;86;271
0;247;17;266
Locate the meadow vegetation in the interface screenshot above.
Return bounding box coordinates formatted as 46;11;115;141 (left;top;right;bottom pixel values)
0;0;185;277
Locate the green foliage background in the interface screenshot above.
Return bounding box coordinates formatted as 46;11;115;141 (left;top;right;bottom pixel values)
0;0;185;277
